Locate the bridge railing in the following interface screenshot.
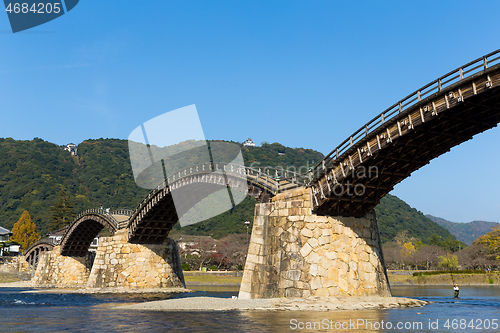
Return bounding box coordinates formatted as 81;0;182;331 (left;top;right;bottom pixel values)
167;162;306;183
110;209;134;216
166;162;308;193
126;162;309;229
70;207;120;231
23;238;56;256
310;49;500;182
127;180;168;229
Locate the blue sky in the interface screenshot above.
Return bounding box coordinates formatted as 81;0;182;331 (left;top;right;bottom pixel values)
1;1;500;223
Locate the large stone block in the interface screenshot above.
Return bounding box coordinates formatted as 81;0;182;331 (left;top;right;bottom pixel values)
86;231;185;289
238;188;391;299
32;247;89;287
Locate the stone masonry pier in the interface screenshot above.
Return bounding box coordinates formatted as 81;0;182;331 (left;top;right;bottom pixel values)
33;246;89;287
87;230;185;289
238;188;391;299
32;230;185;289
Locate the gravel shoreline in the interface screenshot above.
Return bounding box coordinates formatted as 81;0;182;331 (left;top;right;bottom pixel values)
0;280;33;288
117;296;427;312
1;281;426;311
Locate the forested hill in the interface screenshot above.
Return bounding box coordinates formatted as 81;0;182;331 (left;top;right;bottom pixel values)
0;137;456;244
0;138;323;235
0;138;150;234
426;215;499;245
375;194;456;244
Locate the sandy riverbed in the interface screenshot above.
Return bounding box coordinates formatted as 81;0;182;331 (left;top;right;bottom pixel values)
0;280;426;311
117;295;427;312
0;280;33;288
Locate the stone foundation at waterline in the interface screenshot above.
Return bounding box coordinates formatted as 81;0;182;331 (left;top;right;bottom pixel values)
86;230;185;289
32;247;89;287
31;231;185;289
16;256;30;273
238;188;391;299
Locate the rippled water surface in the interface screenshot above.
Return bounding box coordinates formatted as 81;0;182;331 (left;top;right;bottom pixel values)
1;285;499;332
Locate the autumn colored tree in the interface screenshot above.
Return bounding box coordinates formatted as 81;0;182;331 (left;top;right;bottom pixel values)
11;210;41;250
477;226;500;260
403;241;416;257
49;189;75;231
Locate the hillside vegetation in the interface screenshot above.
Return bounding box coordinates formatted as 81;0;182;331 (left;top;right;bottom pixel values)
375;194;456;244
426;215;499;245
0;138;322;236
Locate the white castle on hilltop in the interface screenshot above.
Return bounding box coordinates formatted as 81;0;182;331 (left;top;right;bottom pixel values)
242;138;256;147
64;143;78;156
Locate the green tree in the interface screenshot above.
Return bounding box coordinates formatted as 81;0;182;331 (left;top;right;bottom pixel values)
11;210;41;250
438;253;458;270
49;189;75;231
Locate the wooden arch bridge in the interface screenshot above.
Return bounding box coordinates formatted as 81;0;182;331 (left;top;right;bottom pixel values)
29;49;500;268
45;163;307;262
309;49;500;216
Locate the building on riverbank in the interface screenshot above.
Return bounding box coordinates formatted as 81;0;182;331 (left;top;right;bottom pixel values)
0;227;12;242
0;226;20;257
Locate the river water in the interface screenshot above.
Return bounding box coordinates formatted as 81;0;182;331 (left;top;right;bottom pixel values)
0;285;499;332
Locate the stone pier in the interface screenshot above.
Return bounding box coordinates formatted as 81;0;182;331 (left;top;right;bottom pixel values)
32;246;89;287
238;188;391;299
31;230;185;289
18;256;30;273
86;230;185;289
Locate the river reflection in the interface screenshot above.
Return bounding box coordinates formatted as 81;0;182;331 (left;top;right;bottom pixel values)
0;286;499;332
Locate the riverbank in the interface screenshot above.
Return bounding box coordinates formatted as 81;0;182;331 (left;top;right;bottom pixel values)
184;274;241;286
0;280;32;288
118;295;427;311
0;269;30;285
187;271;500;287
388;272;500;286
3;271;499;289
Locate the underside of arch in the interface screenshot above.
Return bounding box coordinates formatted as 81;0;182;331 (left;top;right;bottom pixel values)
60;215;116;256
127;174;277;244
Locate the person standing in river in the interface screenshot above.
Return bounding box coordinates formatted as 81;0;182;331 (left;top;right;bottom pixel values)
454;284;460;298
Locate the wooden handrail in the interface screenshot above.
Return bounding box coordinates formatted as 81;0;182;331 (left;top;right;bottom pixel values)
310;49;500;182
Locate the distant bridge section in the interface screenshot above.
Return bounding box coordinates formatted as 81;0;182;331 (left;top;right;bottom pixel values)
59;208;131;256
126;162;307;244
23;238;56;275
309;49;500;216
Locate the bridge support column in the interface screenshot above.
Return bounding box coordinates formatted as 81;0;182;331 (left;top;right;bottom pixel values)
86;230;185;289
17;256;29;273
239;188;391;299
32;246;89;287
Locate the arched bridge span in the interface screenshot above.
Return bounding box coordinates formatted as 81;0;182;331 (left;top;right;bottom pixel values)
309;49;500;216
127;163;307;244
23;239;55;275
59;208;131;256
